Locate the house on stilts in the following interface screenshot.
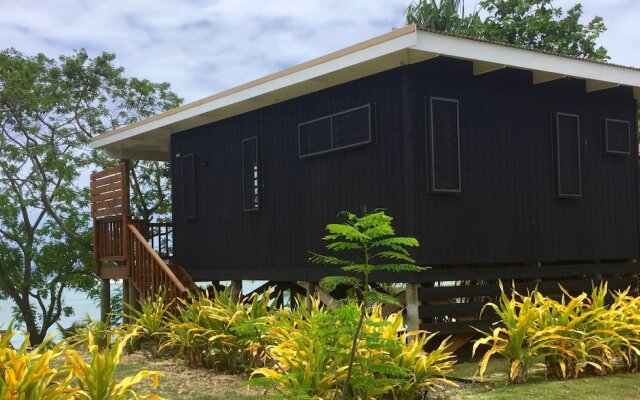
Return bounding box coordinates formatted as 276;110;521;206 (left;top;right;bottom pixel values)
90;24;640;348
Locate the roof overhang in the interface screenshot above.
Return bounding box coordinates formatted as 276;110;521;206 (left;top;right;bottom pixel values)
92;24;640;161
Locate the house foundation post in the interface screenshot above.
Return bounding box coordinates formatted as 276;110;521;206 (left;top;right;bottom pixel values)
122;279;130;324
100;278;110;323
405;283;420;340
305;281;318;312
230;280;242;302
128;279;141;350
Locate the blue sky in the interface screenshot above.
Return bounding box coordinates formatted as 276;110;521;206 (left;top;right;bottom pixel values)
1;0;638;103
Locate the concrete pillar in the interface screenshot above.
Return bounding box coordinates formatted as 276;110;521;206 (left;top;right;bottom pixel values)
230;280;242;302
100;279;111;322
405;283;421;335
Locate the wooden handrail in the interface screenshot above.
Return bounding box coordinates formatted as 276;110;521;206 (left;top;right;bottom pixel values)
128;223;187;297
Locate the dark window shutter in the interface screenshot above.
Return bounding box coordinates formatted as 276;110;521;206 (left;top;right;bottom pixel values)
299;117;332;157
604;119;631;154
555;113;581;197
429;98;461;192
299;104;373;158
242;137;261;211
332;106;371;148
181;154;197;218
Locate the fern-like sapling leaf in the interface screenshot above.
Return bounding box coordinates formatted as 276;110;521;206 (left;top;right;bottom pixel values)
372;251;416;262
363;290;401;307
320;276;362;293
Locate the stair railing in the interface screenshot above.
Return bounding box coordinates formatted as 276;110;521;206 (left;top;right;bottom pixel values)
128;223;187;299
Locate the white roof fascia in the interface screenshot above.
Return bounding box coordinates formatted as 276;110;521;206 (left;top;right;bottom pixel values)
91;29;418;150
411;30;640;89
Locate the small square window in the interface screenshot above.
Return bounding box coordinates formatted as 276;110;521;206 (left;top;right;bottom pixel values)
603;118;631;155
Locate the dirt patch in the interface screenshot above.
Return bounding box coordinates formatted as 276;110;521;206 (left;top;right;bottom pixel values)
120;353;267;399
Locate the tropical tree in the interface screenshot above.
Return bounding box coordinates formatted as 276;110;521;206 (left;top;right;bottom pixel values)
0;49;181;343
406;0;608;61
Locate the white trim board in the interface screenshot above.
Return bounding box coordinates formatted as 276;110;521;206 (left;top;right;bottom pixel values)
92;26;640;161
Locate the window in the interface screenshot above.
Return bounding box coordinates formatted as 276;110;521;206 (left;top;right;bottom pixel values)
242;136;261;211
428;97;461;193
554;113;581;198
603;118;631;155
181;153;197;219
298;104;373;158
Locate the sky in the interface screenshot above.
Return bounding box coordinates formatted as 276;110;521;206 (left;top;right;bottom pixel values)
1;0;639;104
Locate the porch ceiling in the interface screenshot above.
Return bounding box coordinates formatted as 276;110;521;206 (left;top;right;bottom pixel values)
92;24;640;162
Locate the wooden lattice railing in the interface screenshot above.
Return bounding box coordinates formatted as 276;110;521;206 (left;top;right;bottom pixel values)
92;162;192;298
128;223;187;299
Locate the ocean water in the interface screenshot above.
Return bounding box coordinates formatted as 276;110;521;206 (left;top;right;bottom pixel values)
0;280;263;344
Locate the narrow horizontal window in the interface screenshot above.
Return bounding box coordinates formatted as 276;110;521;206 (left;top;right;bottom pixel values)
428;97;461;193
603;118;631;155
181;153;197;219
242;136;261;211
554;113;581;198
299;104;373;158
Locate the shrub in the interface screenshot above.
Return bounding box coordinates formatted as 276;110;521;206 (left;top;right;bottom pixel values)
160;286;278;371
125;289;174;357
251;303;456;399
0;321;162;399
474;281;640;383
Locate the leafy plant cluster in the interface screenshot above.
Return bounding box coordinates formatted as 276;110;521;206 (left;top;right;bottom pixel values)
405;0;609;61
0;321;162;399
474;282;640;383
120;287;456;399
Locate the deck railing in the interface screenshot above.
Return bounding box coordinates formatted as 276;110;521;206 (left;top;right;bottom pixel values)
128;223;187;299
148;222;173;263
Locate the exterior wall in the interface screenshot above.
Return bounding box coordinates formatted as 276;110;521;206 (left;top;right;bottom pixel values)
171;56;639;281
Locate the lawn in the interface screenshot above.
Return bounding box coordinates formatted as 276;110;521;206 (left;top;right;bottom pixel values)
116;352;640;399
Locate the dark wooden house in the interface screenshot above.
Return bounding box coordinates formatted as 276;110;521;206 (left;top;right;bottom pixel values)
91;25;640;337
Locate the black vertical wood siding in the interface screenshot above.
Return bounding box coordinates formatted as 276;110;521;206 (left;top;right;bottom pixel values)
171;57;639;281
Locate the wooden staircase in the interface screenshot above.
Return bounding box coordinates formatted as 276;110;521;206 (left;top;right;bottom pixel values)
91;162;193;299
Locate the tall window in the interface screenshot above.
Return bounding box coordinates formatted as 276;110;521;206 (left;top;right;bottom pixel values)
554;113;581;198
428;97;461;193
181;153;197;219
603;118;631;155
299;104;373;158
242;136;261;211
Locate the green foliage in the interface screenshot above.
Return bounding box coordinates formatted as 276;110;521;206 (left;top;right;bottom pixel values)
473;0;608;61
252;303;456;399
405;0;609;61
405;0;480;33
0;320;163;399
474;282;640;383
124;290;174;357
160;287;278;371
312;209;424;399
0;48;182;343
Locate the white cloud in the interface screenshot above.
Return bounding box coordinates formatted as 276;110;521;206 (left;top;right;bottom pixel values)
1;0;638;103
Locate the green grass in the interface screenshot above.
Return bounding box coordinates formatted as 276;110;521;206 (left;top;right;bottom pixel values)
115;352;640;400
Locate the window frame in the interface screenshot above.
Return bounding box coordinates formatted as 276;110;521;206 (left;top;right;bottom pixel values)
242;136;262;212
180;153;198;219
554;112;582;198
603;118;631;155
298;104;373;158
428;96;462;194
